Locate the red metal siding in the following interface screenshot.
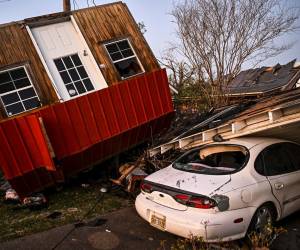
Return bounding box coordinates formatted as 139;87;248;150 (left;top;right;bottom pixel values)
0;69;174;197
0;115;55;179
37;69;173;160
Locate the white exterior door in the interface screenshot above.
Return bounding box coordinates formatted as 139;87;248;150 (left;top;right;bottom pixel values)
31;21;107;101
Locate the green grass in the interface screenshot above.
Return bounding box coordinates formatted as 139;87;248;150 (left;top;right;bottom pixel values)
0;184;131;242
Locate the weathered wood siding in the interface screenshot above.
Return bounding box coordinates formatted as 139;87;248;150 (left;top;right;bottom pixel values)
73;3;160;84
0;2;160;120
0;23;59;119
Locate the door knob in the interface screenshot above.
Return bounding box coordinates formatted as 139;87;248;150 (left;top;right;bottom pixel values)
274;183;284;190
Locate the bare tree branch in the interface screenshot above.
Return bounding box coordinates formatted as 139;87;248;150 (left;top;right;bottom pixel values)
162;0;299;107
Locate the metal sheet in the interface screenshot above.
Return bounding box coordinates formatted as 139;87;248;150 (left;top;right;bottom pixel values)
0;69;174;196
0;114;55;178
38;69;173;159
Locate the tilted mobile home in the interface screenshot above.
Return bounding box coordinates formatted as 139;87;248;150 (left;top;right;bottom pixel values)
0;2;174;197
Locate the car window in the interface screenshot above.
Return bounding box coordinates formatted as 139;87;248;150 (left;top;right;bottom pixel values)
261;143;296;176
172;144;248;175
285;143;300;171
254;153;265;175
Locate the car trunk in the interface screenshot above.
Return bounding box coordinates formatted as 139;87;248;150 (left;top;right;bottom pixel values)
144;166;231;210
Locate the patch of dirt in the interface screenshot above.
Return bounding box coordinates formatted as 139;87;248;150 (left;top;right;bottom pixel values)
88;231;120;249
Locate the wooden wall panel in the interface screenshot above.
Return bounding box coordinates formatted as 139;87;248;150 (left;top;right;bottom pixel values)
0;23;59;119
73;3;160;85
0;2;160;121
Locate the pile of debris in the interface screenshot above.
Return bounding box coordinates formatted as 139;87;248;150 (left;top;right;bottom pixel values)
4;188;47;210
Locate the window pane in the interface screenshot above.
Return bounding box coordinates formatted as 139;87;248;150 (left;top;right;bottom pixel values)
117;40;130;50
19;87;36;100
69;68;80;81
121;49;134;58
83;79;94;91
23;97;40;110
55;54;94;97
74;81;86;94
285;143;300;170
0;66;40;116
1;92;20;105
254;153;265;175
106;44;119;54
10;68;27;80
77;66;88;79
14;78;31;89
60;71;72;84
65;84;78;97
71;54;82;66
263;143;295;175
110;52;123;61
62;56;74;69
0;82;15;94
54;58;65;71
6;102;24;115
114;57;142;78
0;72;11;84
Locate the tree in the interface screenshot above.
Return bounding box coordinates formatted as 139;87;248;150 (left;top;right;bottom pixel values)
163;0;299;107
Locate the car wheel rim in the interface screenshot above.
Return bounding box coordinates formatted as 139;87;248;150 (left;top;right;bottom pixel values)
254;207;272;234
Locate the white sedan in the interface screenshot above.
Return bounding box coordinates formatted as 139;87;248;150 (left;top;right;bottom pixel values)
135;137;300;242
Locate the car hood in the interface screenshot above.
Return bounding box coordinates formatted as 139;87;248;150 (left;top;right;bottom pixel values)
145;166;231;197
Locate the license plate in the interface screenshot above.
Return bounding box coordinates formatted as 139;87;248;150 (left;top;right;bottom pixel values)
150;213;166;230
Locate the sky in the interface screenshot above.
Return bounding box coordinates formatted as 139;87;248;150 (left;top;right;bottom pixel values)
0;0;299;69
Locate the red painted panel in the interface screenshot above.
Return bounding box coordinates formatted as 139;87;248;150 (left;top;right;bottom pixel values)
118;82;139;128
137;76;156;120
88;91;111;140
0;69;174;197
108;86;130;132
0;115;55;181
52;103;80;156
76;95;101;144
129;79;148;124
99;88;121;135
146;73;164;116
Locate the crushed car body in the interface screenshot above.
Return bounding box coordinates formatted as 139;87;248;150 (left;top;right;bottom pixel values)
136;137;300;242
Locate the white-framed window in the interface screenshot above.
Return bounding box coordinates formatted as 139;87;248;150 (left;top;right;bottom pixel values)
54;53;95;98
0;66;41;116
104;39;144;79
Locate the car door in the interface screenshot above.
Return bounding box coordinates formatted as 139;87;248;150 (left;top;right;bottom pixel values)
262;143;300;218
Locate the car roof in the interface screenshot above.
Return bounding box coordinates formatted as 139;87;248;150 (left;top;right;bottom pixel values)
213;137;291;149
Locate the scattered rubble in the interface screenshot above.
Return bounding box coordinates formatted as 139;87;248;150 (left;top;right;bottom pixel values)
23;193;48;210
4;189;20;204
110;154;148;193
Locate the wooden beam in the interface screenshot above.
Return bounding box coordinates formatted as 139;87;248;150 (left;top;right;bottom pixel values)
39;117;55;158
202;129;216;141
268;109;283;122
161;143;174;154
232;120;246;133
63;0;71;12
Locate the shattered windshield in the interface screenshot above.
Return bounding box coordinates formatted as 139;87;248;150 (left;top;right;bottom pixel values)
173;144;248;175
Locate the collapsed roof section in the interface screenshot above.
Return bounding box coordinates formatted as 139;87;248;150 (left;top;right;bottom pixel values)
227;59;300;96
149;87;300;157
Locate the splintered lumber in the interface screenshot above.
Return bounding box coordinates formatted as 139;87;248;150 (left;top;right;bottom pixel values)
149;89;300;157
